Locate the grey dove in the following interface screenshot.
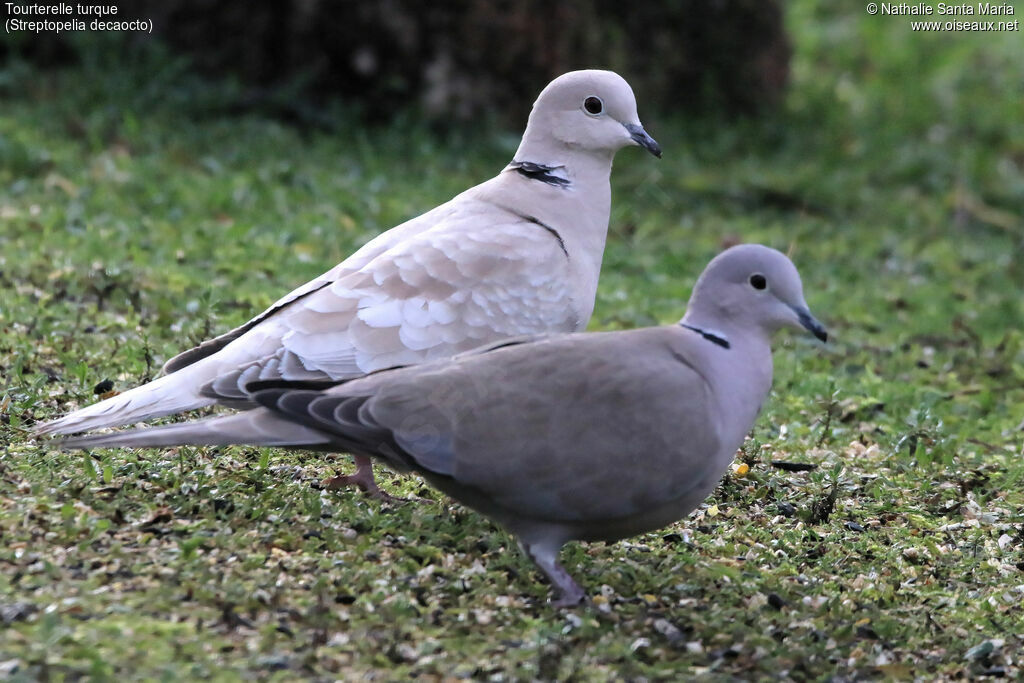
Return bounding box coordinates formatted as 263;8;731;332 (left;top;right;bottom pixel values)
37;69;661;498
59;244;828;606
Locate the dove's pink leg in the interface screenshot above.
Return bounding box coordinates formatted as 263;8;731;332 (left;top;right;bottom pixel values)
322;456;404;503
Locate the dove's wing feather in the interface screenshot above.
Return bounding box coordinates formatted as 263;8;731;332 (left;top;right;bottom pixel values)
161;197;466;375
370;328;726;526
190;201;576;405
59;409;333;451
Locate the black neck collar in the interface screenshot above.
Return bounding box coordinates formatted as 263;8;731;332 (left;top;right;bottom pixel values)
679;323;731;349
508;160;570;187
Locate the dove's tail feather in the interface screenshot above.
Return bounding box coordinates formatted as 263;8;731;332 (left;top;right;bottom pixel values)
58;411;331;450
34;371;216;437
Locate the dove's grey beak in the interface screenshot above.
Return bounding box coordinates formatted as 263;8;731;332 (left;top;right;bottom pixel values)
794;307;828;343
624;123;662;158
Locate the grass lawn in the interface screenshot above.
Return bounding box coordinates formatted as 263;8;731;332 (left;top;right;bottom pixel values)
2;3;1023;680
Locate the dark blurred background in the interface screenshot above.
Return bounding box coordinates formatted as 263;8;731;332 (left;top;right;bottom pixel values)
2;0;790;124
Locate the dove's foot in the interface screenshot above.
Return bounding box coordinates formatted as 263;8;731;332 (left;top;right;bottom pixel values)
551;585;587;608
321;456;420;504
321;472;404;504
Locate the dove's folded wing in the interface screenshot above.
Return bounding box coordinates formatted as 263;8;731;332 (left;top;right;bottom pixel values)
160;199;466;375
197;201;578;404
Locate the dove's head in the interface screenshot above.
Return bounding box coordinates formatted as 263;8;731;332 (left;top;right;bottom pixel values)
515;70;661;163
684;244;828;343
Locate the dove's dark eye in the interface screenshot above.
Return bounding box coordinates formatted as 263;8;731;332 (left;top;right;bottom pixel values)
749;273;767;290
583;96;603;115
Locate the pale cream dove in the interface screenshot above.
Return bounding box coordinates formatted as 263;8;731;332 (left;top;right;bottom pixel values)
37;69;661;499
